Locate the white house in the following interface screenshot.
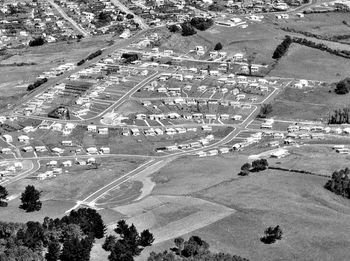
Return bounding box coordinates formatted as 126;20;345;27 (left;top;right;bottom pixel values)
3;134;13;143
18;135;30;143
87;125;97;132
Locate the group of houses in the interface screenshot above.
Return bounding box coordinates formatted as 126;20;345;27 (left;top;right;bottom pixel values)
156;134;216;152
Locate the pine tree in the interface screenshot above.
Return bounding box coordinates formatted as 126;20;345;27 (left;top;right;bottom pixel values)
20;185;42;212
0;185;8;207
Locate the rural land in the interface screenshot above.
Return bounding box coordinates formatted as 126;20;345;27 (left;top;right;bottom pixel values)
0;0;350;260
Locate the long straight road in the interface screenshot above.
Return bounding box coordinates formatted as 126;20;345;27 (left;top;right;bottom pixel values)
48;0;89;37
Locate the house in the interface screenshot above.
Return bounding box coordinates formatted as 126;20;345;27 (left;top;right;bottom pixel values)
208;149;219;156
131;128;140;136
87;158;96;164
100;147;110;154
52;147;64;154
23;126;35;133
35;146;47;152
284;138;296;145
98;128;108;135
202;126;213;131
122;129;130;136
18;135;30;143
14;162;23;169
47;160;57;167
287;125;300;132
269;140;280;147
1;148;11;154
3;134;13;143
52;123;63;131
311;133;325;140
270;149;289;158
22;146;34;152
87;125;97;132
87;147;98;154
219;147;230;154
261;123;273;129
62;140;73;146
197;151;207;157
53;168;63;174
232;115;242;121
62;160;72;167
166;145;178;151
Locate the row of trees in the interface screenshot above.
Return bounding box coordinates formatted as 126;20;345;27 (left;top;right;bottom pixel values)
239;159;269;176
27;77;48;91
292;37;350;59
169;17;214;37
324;168;350;198
272;36;292;59
77;49;103;66
0;208;106;261
328;108;350;124
148;236;249;261
281;27;350;43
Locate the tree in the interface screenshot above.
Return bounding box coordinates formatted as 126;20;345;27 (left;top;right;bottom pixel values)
246;51;257;76
174;237;184;254
0;185;8;207
258;104;273;118
214;42;223;51
104;220;154;261
189;17;214;31
335;77;350;94
60;236;93;261
20;185;42;212
261;226;283;244
45;241;61;261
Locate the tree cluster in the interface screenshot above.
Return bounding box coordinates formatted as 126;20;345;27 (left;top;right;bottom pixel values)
189;17;214;31
239;159;269;176
29;37;45;47
77;49;103;66
180;22;197;36
281;27;350;43
0;208;105;261
122;53;139;64
272;36;292;59
27;78;48;91
148;236;249;261
335;77;350;94
260;226;283;244
258;104;273;118
102;220;154;261
324;168;350;198
328;107;350;124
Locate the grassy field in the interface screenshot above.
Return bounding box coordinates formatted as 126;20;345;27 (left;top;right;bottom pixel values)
269;81;350;121
138;151;350;261
269;44;350;82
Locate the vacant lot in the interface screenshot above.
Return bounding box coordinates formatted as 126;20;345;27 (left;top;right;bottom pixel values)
140;152;350;261
269;82;350;121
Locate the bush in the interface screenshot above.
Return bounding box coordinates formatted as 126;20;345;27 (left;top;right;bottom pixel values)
121;53;139;63
261;226;283;244
77;59;86;66
214;42;223;51
258;103;273;118
126;13;134;19
335;77;350;94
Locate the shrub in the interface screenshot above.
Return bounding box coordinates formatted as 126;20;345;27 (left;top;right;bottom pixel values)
181;22;196;36
29;37;45;47
261;225;283;244
189;17;214;31
335;77;350;94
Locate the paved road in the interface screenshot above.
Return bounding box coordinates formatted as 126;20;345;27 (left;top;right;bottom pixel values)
48;0;89;37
